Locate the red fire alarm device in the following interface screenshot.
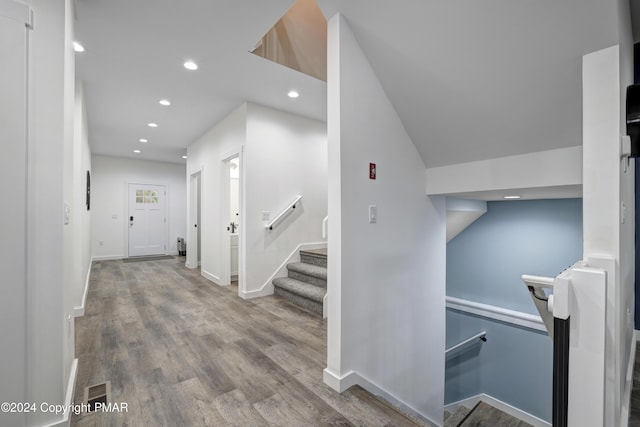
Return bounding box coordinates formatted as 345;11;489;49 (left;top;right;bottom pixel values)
369;163;376;180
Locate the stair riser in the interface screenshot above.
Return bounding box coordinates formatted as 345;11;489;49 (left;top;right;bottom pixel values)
300;253;327;268
274;287;323;315
288;270;326;288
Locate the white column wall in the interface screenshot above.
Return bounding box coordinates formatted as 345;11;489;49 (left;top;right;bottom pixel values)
0;3;30;425
325;14;446;425
582;43;635;427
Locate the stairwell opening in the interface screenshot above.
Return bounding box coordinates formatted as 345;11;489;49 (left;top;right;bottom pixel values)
250;0;327;81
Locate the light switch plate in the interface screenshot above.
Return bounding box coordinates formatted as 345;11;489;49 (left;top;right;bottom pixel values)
368;205;377;224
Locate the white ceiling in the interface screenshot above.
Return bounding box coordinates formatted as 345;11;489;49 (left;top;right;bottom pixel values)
76;0;622;167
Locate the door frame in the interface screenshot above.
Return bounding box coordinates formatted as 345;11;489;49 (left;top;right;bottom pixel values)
124;181;169;258
220;150;244;291
186;169;202;269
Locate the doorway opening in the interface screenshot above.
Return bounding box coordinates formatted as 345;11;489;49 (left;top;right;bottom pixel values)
221;153;242;291
187;171;201;269
229;156;240;285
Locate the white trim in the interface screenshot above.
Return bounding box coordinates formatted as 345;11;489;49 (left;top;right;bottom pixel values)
73;257;93;317
444;393;551;427
91;254;123;261
446;296;546;332
243;242;327;300
201;269;223;286
0;0;31;24
41;358;78;427
323;369;437;426
239;284;275;300
621;329;638;427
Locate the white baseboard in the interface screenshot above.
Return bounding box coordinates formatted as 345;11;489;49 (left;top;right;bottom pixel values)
322;368;359;392
91;254;123;261
240;284;274;300
41;358;78;427
323;369;437;426
445;393;550;427
74;258;93;317
250;242;327;299
621;330;638;427
201;269;224;286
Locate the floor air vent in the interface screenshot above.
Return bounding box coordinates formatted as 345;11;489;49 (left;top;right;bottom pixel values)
84;381;111;412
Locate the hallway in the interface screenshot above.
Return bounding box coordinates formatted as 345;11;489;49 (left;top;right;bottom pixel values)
72;258;426;426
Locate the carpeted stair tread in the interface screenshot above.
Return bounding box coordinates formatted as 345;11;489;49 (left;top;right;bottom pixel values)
299;249;327;268
272;277;326;302
287;262;327;280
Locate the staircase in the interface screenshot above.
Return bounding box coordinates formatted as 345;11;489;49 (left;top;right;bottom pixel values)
444;401;533;426
272;248;326;315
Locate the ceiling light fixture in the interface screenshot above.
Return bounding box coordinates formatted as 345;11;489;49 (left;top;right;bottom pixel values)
182;155;187;159
73;41;85;52
133;149;141;154
288;90;299;98
503;195;521;200
183;61;198;71
139;138;148;143
148;122;158;128
159;99;171;106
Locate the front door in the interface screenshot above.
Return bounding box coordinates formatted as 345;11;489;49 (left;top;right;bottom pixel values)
128;183;166;257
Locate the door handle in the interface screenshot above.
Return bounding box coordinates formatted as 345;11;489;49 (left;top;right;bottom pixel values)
194;224;198;228
129;216;134;226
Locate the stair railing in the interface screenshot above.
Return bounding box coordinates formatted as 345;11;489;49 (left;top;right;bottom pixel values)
445;331;487;360
265;195;303;231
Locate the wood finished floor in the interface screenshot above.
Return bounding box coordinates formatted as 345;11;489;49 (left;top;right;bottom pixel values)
72;258;428;427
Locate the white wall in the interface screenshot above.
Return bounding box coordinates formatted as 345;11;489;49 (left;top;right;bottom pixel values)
324;14;446;425
73;81;92;315
0;3;30;425
243;102;327;297
187;104;247;282
91;155;186;259
426;146;582;196
186;102;328;297
0;0;80;425
582;44;635;427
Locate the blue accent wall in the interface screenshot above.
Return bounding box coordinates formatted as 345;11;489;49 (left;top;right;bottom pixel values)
447;199;583;315
446;199;583;422
446;310;552;420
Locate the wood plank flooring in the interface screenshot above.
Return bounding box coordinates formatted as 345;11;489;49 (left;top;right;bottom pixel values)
72;258;428;426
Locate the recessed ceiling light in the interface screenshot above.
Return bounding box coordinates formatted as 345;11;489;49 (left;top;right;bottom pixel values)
183;61;198;71
73;41;85;52
159;99;171;106
139;138;148;143
133;150;141;154
182;155;187;159
503;195;521;200
148;123;158;128
288;90;299;98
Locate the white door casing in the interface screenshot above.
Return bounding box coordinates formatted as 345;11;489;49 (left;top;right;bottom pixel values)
128;183;166;257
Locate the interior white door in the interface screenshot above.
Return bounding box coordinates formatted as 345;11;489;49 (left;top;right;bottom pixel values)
128;184;166;257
